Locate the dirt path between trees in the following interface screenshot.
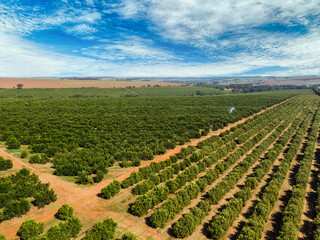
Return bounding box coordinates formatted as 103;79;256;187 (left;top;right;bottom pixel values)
0;98;293;240
124;87;139;95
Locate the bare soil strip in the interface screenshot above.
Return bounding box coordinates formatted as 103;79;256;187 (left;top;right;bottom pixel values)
0;98;293;240
124;87;139;95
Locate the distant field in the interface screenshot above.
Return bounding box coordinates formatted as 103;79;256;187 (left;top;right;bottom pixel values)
0;85;227;98
131;85;227;96
217;76;320;85
0;88;135;98
59;81;145;85
0;78;179;88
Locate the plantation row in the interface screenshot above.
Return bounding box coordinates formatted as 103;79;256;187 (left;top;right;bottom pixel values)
130;96;300;197
168;95;314;238
137;94;309;225
101;93;304;199
277;103;320;239
0;168;56;223
109;105;283;205
133;111;289;219
205;96;319;240
315;147;320;239
237;97;319;239
0;91;298;178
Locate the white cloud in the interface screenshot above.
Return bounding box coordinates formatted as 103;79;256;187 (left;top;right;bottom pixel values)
85;0;95;6
0;34;68;77
82;37;175;62
115;0;147;19
0;26;319;78
67;24;97;35
1;0;320;77
117;0;320;44
0;3;101;36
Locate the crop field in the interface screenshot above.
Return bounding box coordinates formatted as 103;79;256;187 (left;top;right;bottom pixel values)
130;86;227;96
0;85;227;98
0;88;136;98
1;88;320;240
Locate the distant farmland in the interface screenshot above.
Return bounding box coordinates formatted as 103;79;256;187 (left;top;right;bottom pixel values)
0;77;180;88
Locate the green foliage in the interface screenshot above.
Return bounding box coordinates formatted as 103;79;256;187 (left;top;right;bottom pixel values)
173;214;197;238
101;180;121;199
17;208;83;240
0;234;5;240
176;146;196;159
0;91;294;177
237;97;318;240
277;106;320;240
57;204;74;220
94;170;105;183
76;170;92;185
147;98;295;228
173;200;211;238
167;93;317;237
17;219;44;240
133;181;153;195
82;218;117;240
121;172;141;188
0;157;13;171
45;217;82;240
6;136;20;149
33;188;57;208
132;85;227;97
20;150;28;159
0;87;135;98
2;199;31;221
29;154;49;164
53;149;112;177
120;232;138;240
0;168;56;223
130;185;170;217
150;183;200;227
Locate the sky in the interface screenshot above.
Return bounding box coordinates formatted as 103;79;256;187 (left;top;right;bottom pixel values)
0;0;320;77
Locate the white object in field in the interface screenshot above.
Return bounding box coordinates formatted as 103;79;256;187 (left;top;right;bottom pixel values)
228;107;235;114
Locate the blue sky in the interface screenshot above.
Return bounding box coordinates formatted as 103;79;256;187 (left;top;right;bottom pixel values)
0;0;320;77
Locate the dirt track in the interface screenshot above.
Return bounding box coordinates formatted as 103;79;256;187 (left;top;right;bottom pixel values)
0;98;292;239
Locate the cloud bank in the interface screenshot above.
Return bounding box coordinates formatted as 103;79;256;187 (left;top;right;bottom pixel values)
0;0;319;77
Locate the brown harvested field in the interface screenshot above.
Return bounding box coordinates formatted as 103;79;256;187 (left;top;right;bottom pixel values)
0;78;180;88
